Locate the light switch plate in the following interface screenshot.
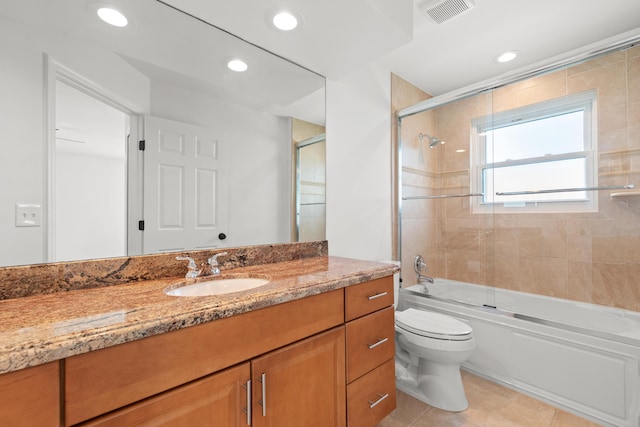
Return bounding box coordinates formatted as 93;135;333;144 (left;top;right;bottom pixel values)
15;204;42;227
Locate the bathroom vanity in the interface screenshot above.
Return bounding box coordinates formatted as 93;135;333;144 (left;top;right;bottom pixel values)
0;242;397;426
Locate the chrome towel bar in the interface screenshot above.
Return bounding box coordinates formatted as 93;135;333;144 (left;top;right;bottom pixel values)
403;193;484;200
496;184;634;196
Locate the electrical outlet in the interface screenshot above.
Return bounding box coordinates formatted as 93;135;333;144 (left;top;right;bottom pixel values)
15;204;41;227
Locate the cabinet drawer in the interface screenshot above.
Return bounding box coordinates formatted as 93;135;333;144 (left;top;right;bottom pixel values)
66;289;344;425
345;277;393;321
346;306;395;383
347;358;396;427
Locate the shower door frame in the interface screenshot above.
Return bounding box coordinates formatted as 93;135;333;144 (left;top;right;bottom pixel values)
393;30;640;284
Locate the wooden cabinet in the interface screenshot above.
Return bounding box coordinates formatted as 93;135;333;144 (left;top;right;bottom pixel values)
65;289;344;425
81;327;345;427
251;327;345;427
0;361;60;426
344;277;396;427
81;363;251;426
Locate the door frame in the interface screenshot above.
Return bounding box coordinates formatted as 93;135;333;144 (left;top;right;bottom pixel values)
44;55;142;261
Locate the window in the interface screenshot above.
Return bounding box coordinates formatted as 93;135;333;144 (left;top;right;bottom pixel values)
471;90;597;213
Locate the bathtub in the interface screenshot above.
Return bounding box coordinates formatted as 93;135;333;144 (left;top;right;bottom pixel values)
398;279;640;427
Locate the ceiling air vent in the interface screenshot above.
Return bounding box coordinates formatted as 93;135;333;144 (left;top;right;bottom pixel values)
420;0;476;24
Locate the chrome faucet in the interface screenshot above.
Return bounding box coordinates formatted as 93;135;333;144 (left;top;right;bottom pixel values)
208;252;228;276
176;256;200;279
414;255;434;284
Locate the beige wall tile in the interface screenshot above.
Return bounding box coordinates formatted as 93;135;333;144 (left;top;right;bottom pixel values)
567;51;626;76
568;59;627;108
598;104;628;152
628;54;640;104
517;219;568;259
516;256;569;298
445;249;489;284
567;260;593;303
493;255;520;291
566;220;593;261
592;262;640;310
628;101;640;147
516;70;568;106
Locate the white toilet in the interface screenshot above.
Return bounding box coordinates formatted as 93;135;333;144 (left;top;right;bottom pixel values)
395;307;476;412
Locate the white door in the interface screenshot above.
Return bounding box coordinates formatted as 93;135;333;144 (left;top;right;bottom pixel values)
143;116;228;253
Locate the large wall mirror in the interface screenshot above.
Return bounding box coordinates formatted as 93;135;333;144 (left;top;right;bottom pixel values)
0;0;326;267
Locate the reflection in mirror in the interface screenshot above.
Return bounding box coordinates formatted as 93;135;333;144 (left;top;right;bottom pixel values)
0;0;325;267
292;119;326;242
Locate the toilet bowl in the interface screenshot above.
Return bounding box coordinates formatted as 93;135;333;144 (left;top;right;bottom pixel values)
395;307;475;412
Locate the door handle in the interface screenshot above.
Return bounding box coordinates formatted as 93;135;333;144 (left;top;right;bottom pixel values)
257;373;266;417
242;379;251;425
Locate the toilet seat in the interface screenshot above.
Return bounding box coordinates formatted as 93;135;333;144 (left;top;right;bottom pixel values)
396;308;472;341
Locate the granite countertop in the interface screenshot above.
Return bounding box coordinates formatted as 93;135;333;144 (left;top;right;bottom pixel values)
0;256;398;374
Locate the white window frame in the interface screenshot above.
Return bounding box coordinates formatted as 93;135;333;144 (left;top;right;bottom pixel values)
471;90;598;213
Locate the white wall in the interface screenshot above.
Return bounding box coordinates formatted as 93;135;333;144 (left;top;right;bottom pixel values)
325;64;394;262
0;21;46;266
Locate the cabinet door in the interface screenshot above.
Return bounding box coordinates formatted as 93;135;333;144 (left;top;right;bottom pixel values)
251;327;346;427
0;362;60;426
81;363;251;427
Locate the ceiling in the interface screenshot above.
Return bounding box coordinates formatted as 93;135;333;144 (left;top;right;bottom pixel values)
166;0;640;97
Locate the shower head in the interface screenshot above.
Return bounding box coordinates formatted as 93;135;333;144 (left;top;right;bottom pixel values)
418;132;445;148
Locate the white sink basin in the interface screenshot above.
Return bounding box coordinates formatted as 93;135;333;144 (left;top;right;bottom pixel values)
165;277;270;297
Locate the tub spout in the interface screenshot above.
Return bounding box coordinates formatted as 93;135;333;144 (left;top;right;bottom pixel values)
414;255;433;284
419;274;434;284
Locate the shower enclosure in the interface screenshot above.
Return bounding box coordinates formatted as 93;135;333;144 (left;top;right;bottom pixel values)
292;119;326;242
394;33;640;314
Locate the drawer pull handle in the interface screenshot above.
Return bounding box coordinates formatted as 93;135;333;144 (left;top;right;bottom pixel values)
368;393;390;409
367;337;388;350
242;379;251;425
257;373;267;417
368;291;388;300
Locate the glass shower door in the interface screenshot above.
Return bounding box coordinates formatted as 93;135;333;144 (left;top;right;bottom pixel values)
295;135;326;242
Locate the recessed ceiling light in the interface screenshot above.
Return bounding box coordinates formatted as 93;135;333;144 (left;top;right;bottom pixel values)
496;51;518;63
97;7;128;27
273;11;298;31
266;8;304;32
227;59;248;72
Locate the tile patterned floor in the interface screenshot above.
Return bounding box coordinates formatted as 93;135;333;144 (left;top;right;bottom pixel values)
377;371;603;427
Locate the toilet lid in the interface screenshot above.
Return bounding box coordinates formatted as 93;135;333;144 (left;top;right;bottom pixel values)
396;308;472;340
